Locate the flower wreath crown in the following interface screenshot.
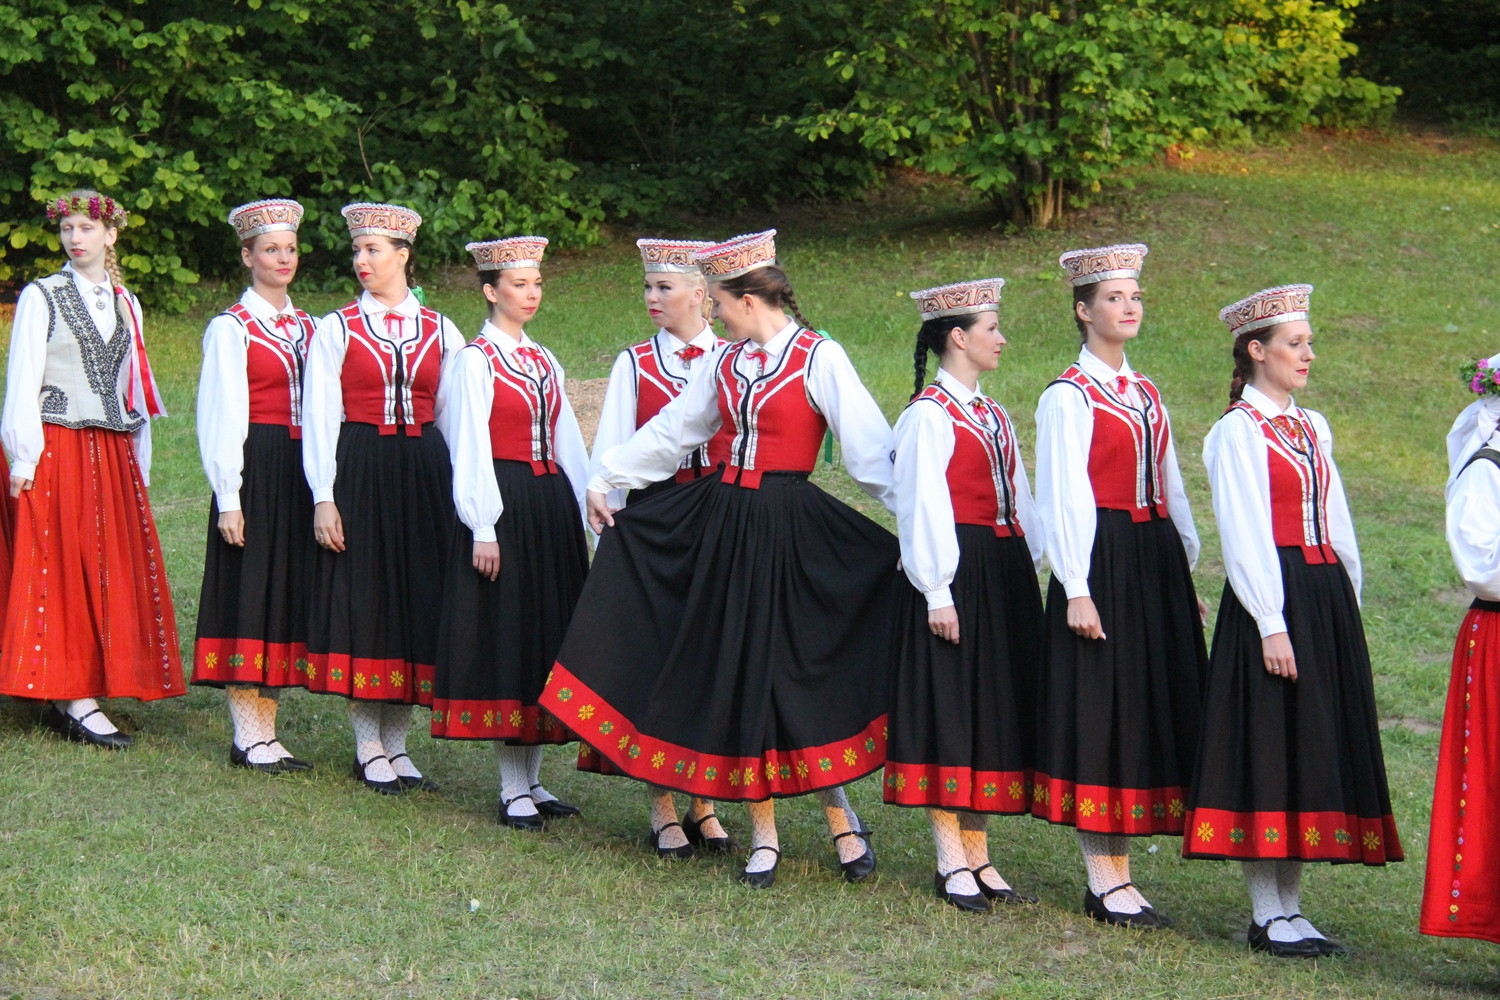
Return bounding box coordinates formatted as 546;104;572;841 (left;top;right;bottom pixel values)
1461;357;1500;397
45;194;128;228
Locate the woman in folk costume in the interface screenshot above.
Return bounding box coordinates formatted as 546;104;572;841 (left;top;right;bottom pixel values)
1032;243;1207;928
432;236;588;830
303;202;465;793
1420;351;1500;946
193;199;318;773
587;237;738;857
543;230;895;888
887;278;1046;913
0;190;181;747
1185;285;1400;957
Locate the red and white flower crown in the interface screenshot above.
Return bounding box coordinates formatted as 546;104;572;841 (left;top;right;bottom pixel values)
46;193;128;228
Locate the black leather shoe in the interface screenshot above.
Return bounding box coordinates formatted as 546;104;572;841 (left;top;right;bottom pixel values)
46;708;134;750
499;794;546;831
1286;915;1348;957
683;810;741;853
351;755;404;795
935;870;990;913
1083;883;1161;929
267;741;314;771
1248;918;1323;958
231;741;291;773
389;754;439;792
737;846;781;889
650;822;697;860
972;865;1038;904
530;784;580;816
834;828;876;883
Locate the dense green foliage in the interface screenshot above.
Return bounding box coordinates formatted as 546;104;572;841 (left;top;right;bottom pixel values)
0;0;1390;303
798;0;1395;227
1348;0;1500;124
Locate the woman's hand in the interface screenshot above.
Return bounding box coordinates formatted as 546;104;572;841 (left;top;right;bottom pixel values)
9;475;32;499
586;490;615;533
928;605;960;645
1197;595;1210;627
218;509;246;547
1066;596;1106;640
473;540;500;581
314;501;345;552
1262;632;1297;681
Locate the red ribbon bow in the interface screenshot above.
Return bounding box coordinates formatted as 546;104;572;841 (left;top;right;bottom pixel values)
1272;415;1306;450
273;314;296;331
383;312;406;336
748;348;768;373
970;398;990;424
678;345;705;364
516;346;544;371
1113;375;1130;397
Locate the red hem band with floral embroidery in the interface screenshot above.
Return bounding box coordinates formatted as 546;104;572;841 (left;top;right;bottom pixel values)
430;699;572;744
543;663;887;800
883;762;1033;812
1030;772;1188;835
193;639;311;687
305;653;435;705
1184;807;1403;864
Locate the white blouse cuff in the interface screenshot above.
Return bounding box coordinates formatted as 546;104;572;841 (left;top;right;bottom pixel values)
1255;613;1289;639
586;472;614;495
472;525;497;544
924;586;954;611
1061;578;1091;600
216;491;242;513
313;487;335;505
10;460;36;482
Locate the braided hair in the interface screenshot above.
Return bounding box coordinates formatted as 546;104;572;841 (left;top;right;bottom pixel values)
716;265;813;331
911;314;984;399
1228;329;1279;405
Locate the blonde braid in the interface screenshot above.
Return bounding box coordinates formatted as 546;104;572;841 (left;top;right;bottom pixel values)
104;243;125;293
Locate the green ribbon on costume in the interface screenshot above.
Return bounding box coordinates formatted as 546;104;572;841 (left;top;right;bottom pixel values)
410;285;427;306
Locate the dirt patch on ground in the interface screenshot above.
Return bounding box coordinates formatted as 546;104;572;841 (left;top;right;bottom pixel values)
567;377;610;449
1379;716;1441;735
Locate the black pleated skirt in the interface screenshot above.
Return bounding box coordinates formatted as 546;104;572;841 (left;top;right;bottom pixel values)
1184;550;1402;864
884;527;1044;812
432;460;588;743
305;422;454;704
193;423;317;688
540;470;901;801
1032;509;1206;835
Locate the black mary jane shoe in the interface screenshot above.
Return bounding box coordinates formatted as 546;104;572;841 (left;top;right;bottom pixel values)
45;707;135;750
389;753;440;792
499;794;546;832
530;784;580;817
267;740;314;772
972;864;1038;905
833;828;877;883
650;822;697;860
231;741;291;774
1285;915;1348;957
1082;882;1161;929
935;869;991;913
682;810;741;853
350;755;405;796
1248;917;1324;959
737;846;781;889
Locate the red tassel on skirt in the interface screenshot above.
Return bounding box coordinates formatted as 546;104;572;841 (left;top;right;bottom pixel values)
0;425;184;701
1421;603;1500;944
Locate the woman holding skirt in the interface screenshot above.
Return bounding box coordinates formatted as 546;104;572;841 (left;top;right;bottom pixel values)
303;202;465;793
588;237;737;857
0;190;181;746
194;199;318;772
1184;284;1401;958
543;230;896;888
432;236;589;829
888;278;1045;912
1420;352;1500;946
1032;243;1207;928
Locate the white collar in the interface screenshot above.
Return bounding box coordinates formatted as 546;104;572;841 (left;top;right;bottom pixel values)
1240;383;1297;419
360;289;420;320
63;261;111;297
481;320;536;354
657;324;718;356
1076;345;1136;384
745;319;800;358
934;367;983;404
240;288;298;326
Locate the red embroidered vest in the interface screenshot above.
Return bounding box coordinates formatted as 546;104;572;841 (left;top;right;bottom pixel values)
715;330;827;489
1231;401;1338;564
226;302;314;437
630;336;731;482
476;337;564;476
1054;365;1171;521
337;303;445;436
912;384;1024;537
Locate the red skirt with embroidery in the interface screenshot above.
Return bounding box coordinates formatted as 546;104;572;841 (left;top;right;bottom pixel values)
1421;601;1500;942
0;425;184;701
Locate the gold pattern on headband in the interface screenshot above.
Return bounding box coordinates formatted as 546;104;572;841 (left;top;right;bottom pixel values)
228;199;303;240
693;229;777;282
466;236;549;271
1058;243;1149;287
638;237;714;274
910;278;1005;321
341;202;422;242
1218;284;1314;338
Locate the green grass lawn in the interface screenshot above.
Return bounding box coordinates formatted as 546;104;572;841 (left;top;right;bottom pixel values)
2;130;1498;999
